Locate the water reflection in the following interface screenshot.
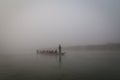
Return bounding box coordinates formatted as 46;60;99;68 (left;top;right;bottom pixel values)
58;53;62;69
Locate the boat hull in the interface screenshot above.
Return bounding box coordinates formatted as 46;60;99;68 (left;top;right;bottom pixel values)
36;50;65;55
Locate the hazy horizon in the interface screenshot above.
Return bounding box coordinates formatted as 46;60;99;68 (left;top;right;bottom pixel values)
0;1;120;80
0;0;120;50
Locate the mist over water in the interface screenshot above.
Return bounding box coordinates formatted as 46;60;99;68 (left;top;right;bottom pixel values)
0;0;120;50
0;0;120;80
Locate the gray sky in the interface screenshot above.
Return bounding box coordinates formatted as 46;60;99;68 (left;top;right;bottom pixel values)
0;0;120;49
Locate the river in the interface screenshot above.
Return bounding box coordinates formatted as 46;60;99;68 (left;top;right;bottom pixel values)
0;49;120;80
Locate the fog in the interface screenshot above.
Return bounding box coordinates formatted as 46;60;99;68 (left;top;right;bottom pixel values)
0;0;120;51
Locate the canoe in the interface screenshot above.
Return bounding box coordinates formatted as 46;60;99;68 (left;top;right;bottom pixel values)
36;50;65;55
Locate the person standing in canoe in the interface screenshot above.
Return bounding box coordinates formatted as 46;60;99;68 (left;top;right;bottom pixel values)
58;44;62;53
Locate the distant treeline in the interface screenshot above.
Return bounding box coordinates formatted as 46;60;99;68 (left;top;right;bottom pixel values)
65;43;120;50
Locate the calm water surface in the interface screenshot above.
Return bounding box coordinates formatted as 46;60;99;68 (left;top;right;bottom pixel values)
0;49;120;80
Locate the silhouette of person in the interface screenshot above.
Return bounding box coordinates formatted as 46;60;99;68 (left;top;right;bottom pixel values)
58;44;62;53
